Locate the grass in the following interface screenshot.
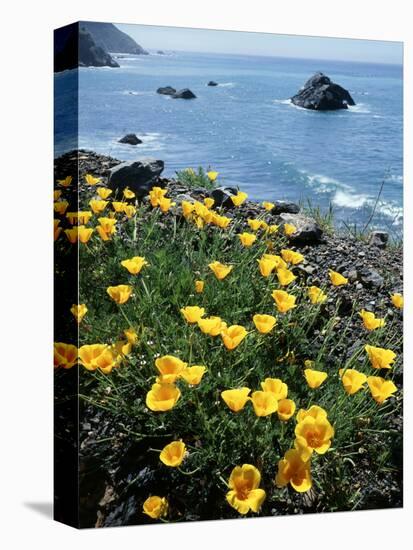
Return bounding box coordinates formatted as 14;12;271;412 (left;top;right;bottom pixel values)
54;173;403;524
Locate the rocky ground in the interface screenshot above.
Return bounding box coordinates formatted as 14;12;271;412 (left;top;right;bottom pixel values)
55;150;403;526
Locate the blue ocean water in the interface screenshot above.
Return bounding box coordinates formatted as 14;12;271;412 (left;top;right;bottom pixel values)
55;51;403;235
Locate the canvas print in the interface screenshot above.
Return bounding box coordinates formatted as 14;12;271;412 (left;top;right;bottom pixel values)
53;22;403;528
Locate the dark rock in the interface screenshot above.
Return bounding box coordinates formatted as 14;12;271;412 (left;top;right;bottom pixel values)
279;213;323;244
108;158;165;197
172;88;197;99
369;230;389;249
207;81;218;86
157;50;165;55
118;133;142;145
156;86;176;96
54;24;119;72
359;268;384;289
210;186;239;208
272;201;300;215
291;72;356;111
81;22;148;55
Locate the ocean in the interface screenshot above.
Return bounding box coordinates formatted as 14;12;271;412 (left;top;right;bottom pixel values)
54;50;403;236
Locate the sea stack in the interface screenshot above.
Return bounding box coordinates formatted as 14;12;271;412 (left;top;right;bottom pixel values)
291;72;356;110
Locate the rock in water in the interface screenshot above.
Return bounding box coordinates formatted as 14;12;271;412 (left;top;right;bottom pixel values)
118;134;142;145
108;158;165;197
207;81;218;86
156;86;176;96
172;89;197;99
291;72;355;110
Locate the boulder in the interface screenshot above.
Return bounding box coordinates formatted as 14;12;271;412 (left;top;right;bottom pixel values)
207;81;218;86
172;88;197;99
358;267;384;289
291;72;355;111
118;134;142;145
156;86;176;96
210;187;239;208
368;230;389;249
271;201;300;215
279;213;323;244
108;158;165;197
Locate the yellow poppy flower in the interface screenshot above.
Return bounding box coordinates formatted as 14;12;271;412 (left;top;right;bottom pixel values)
253;314;277;334
276;267;297;286
195;280;204;293
182;200;195;218
339;368;367;395
78;344;117;374
53;342;78;369
64;227;78;244
304;368;328;389
281;249;304;265
149;186;168;207
66;211;93;225
180;365;207;385
96;187;112;199
159;197;176;213
106;284;133;304
70;303;88;323
271;290;296;313
277;399;296;421
329;269;348;286
262;201;275;211
212;214;232;229
221;387;251;412
296;405;328;423
262;254;287;269
231;191;248;207
247;219;262;231
146;383;181;411
295;416;334;455
204;197;215;209
78;226;93;244
121;256;149;275
367;376;397;404
97;217;117;241
123;205;136;218
359;309;385;331
267;224;279;234
85;174;101;185
365;345;396;369
89;199;108;214
197;316;227;336
193;201;208;217
207;171;219;181
124;328;138;345
260;378;288;400
57;176;72;187
112;201;126;213
226;464;266;515
208;261;233;280
160;441;186;467
391;293;403;309
123;187;136;199
275;449;312;493
143;496;168;519
54;201;69;215
257;257;277;277
238;232;257;247
251;391;278;417
54;220;62;241
53;190;62;201
221;325;247;350
155;355;187;383
307;286;327;304
284;223;297;236
180;306;205;324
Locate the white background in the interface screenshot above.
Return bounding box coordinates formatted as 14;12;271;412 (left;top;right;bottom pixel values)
1;0;410;548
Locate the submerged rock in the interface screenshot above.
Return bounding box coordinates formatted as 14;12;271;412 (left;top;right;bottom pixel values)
118;134;142;145
172;88;197;99
108;158;165;197
156;86;176;96
291;72;355;111
207;81;218;86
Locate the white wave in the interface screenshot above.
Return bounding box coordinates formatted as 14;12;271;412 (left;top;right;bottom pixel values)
120;90;152;96
332;190;403;225
273;99;292;105
218;82;235;87
347;103;371;114
333;189;369;208
389;174;403;184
